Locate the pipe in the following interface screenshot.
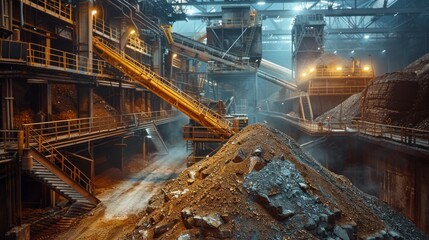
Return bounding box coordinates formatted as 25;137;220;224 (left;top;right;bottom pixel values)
20;0;24;27
260;59;293;77
0;158;13;164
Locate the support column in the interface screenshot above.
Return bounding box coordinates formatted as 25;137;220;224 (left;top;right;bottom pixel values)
78;0;94;71
77;86;93;118
2;79;14;129
131;90;135;113
152;37;162;75
46;84;52;121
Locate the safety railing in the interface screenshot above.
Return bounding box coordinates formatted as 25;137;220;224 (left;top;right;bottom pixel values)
20;0;73;24
128;35;152;56
308;85;367;95
303;68;374;78
0;130;21;150
22;110;178;148
0;40;27;63
93;37;235;137
93;16;152;56
27;42;105;75
93;16;120;41
260;110;429;149
183;125;227;141
353;120;429;149
26;127;92;192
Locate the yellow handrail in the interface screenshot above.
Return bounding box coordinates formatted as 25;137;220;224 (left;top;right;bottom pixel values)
26;127;92;192
22;110;178;147
93;16;152;56
20;0;73;24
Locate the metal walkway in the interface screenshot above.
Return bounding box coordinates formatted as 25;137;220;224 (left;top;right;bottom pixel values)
93;37;235;138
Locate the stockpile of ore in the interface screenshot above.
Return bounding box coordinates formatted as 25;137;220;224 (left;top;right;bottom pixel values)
51;84;118;120
128;124;427;240
362;53;429;129
317;52;429;130
315;92;362;122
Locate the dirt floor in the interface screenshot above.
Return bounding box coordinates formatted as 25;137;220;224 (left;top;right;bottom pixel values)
54;147;187;240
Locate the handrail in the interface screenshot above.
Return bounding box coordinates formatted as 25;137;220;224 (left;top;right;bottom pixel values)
0;38;107;76
27;42;105;75
0;130;21;149
20;0;73;24
22;110;178;148
93;16;152;56
26;127;92;192
93;37;235;137
302;68;374;79
353;120;429;148
259;110;429;149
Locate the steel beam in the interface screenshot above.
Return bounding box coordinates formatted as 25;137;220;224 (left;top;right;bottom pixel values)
171;0;318;6
187;7;428;19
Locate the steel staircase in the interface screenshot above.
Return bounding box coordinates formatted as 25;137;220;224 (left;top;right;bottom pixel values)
145;123;169;155
93;37;235;138
25;148;99;205
243;26;257;57
23;126;100;206
300;93;314;121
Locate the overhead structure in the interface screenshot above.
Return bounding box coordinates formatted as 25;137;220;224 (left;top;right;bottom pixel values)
292;14;325;83
93;37;235;138
161;25;175;45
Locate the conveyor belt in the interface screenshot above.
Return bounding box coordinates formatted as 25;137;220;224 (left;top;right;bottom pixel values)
93;37;235;138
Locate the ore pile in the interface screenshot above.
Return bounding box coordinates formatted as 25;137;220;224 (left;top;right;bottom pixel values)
315;92;362;122
128;124;427;240
317;52;429;130
361;53;429;128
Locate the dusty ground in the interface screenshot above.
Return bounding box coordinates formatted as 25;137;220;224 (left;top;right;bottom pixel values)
55;147;187;240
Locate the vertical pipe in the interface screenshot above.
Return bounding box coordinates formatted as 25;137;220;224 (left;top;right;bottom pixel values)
20;0;24;27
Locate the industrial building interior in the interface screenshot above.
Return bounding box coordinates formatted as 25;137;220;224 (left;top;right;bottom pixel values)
0;0;429;239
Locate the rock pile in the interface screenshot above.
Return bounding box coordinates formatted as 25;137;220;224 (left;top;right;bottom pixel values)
317;52;429;130
315;92;362;122
127;124;427;240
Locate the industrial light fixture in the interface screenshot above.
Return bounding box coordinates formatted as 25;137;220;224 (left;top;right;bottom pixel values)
130;29;136;35
302;72;307;77
336;66;342;71
91;9;97;16
173;53;177;58
363;65;370;71
351;50;355;54
294;6;303;11
309;67;315;72
382;49;386;53
334;50;337;54
364;35;370;39
394;12;399;17
257;1;266;5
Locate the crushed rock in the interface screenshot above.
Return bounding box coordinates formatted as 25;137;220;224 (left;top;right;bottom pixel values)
127;124;427;240
315;92;362;122
316;53;429;129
